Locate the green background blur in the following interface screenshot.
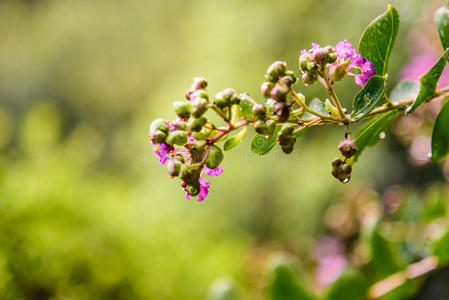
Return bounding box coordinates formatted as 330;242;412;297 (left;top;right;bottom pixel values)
0;0;443;299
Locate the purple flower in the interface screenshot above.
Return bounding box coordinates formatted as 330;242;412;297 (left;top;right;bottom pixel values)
188;135;197;142
335;40;354;58
154;142;174;165
185;177;211;202
401;53;449;88
203;166;224;177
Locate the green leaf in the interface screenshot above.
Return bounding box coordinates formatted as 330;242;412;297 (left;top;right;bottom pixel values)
351;75;388;120
207;277;241;300
431;98;449;160
389;80;419;104
266;255;315;300
433;229;449;265
369;223;406;276
325;99;340;117
354;111;400;159
408;49;449;113
251;126;280;155
230;105;242;124
435;6;449;50
301;98;326;119
323;268;368;300
358;5;399;75
238;94;257;119
223;126;248;151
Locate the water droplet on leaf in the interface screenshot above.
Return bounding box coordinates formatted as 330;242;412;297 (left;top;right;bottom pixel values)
379;132;386;139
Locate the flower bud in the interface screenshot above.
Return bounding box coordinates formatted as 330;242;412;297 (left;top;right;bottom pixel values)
186;181;201;196
270;83;289;102
265;119;276;137
332;157;344;167
180;165;201;185
338;139;357;158
281;141;295;154
167;158;182;177
191;126;212;140
190;89;209;102
313;48;327;65
222;88;236;101
252;104;267;119
306;61;318;71
255;119;269;135
261;82;274;98
230;94;241;105
279;123;295;136
191;97;209;118
302;72;317;86
172;119;187;131
166;130;188;146
328;52;338;64
299;54;310;72
185;89;194;100
329;62;349;82
150;130;167;144
173;101;191;119
150;118;169;134
215;89;235;109
187;143;205;163
205;145;224;169
331;159;352;183
272;102;291;122
192;77;208;90
266;61;287;82
187;117;207;132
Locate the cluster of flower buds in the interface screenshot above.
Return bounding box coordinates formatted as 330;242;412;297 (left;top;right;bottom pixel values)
252;104;276;137
260;61;297;122
299;42;375;87
149;78;226;201
277;124;296;154
331;139;358;183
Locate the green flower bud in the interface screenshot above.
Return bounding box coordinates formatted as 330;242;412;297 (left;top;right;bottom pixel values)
173;101;191;119
330;62;349;82
187;117;207;132
192;77;208;90
188;143;205;163
222;88;236;101
270;83;289;102
266;61;287;82
166;130;188;146
261;82;274;98
331;159;352;183
180;165;201;185
313;48;327;65
186;181;201;196
174;154;185;163
341;163;352;174
279;123;295;136
172;119;187;131
302;72;317;86
167;158;182;177
252;104;267;119
191;126;212;140
281;141;295;154
214;92;230;109
328;52;338;64
255;119;269;135
272;102;291;122
191;97;209;118
191;89;209;101
332;157;344;167
299;55;310;72
205;145;224;169
265;119;276;137
150;130;167;144
338;139;357;158
150;118;169;134
306;61;318;71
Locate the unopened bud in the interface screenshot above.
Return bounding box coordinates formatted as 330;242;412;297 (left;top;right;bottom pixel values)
273;102;291;122
261;82;274;98
329;62;349;82
266;61;287;82
167;158;182;177
180;165;201;185
190;89;209;102
186;181;201;196
302;72;317;86
173;101;191;119
205;145;224;169
150;130;167;144
192;77;208;90
270;83;289;102
252;104;267;118
191;97;209;118
150;118;169;134
255;119;269;135
166;130;188;146
338;139;357;158
299;54;311;72
187;117;207;132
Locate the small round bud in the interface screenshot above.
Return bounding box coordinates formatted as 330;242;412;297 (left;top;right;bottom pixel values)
230;94;241;105
205;145;224;169
186;181;201;196
306;61;318;71
265;119;276;137
167;158;182;177
150;130;167;144
252;104;267;118
255;119;269;135
180;165;201;185
266;61;287;82
188;143;205;163
222;88;236;101
279;123;295;136
341;163;352;174
281;141;295;154
302;72;317;86
172;119;187;131
329;62;349;82
332;157;344;167
192;77;208;90
338;139;357;158
166;130;188;146
215;89;235;109
261;82;274;98
313;48;327;65
270;83;289;102
273;102;291;122
191;97;209;118
299;55;310;72
173;101;191;119
190;89;209;102
280;75;295;88
328;52;338;64
191;126;212;140
150;118;169;134
187;117;207;132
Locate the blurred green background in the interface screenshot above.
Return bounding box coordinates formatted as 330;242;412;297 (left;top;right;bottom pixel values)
0;0;446;299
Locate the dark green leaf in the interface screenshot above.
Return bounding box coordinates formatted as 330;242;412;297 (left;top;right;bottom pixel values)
369;223;406;276
433;229;449;265
351;75;388;120
389;81;419;104
223;126;248;151
267;255;315;300
301;98;326;119
435;6;449;50
238;94;257;119
323;268;368;300
250;126;280;155
354;111;400;159
408;49;449;113
358;5;399;75
431;98;449;160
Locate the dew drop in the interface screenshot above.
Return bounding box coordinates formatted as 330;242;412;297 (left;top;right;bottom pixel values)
342;178;350;183
379;132;386;139
405;106;412;114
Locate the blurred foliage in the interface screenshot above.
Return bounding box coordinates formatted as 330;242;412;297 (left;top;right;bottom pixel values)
0;0;448;299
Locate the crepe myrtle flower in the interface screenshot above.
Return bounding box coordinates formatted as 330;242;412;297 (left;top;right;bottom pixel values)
204;166;224;177
154;142;174;165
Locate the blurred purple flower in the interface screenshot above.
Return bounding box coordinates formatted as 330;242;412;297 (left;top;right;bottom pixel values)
203;166;224;177
401;53;449;88
154;142;174;165
313;236;347;288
